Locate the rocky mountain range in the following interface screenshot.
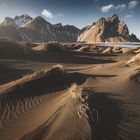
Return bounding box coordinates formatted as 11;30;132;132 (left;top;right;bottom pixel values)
0;14;139;43
0;14;80;42
78;14;139;43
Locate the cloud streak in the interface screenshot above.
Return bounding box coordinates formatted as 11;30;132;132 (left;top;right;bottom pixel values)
101;0;138;13
101;4;126;13
42;9;53;18
128;0;138;9
101;4;114;13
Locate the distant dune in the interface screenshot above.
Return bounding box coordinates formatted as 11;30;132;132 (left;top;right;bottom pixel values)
33;42;67;52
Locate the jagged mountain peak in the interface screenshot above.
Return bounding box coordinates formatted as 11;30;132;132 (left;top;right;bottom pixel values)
130;33;140;42
14;14;33;20
96;14;119;26
97;17;106;22
53;23;63;27
13;14;33;27
0;17;15;26
32;16;52;26
107;14;119;22
34;16;46;22
0;14;139;43
0;14;80;42
17;15;80;42
5;17;13;21
96;17;106;27
34;16;48;23
78;14;139;43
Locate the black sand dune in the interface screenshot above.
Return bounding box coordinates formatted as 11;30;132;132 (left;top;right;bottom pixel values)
0;65;30;84
0;41;140;140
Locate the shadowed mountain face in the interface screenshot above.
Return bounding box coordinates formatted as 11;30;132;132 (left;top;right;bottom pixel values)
78;14;140;43
0;15;80;43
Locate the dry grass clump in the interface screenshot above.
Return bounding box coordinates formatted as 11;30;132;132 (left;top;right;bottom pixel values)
70;85;99;124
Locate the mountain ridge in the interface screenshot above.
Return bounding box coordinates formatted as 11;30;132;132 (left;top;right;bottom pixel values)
0;14;139;43
78;14;139;43
0;14;80;42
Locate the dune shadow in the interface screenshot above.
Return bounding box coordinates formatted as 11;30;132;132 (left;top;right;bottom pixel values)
1;51;117;64
0;66;30;85
34;52;117;64
86;90;124;140
2;72;117;98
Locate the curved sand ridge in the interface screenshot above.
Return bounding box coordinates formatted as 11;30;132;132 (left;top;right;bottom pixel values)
20;84;98;140
0;83;71;139
0;65;96;140
1;51;140;140
0;85;95;140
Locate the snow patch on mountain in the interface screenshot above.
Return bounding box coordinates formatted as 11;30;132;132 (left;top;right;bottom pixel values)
14;14;33;27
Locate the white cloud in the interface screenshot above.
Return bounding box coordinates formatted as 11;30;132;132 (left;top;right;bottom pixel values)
125;14;133;18
101;4;126;13
101;1;138;14
101;4;114;13
128;0;138;9
42;9;53;19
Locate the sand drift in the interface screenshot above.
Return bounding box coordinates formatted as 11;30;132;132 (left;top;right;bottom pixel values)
0;43;140;140
0;65;98;140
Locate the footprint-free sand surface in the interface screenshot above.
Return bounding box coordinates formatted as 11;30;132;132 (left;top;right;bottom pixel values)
0;45;140;140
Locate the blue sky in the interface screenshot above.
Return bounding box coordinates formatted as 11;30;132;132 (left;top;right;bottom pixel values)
0;0;139;37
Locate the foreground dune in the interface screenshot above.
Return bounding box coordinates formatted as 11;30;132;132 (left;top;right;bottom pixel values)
0;43;140;140
0;66;97;140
